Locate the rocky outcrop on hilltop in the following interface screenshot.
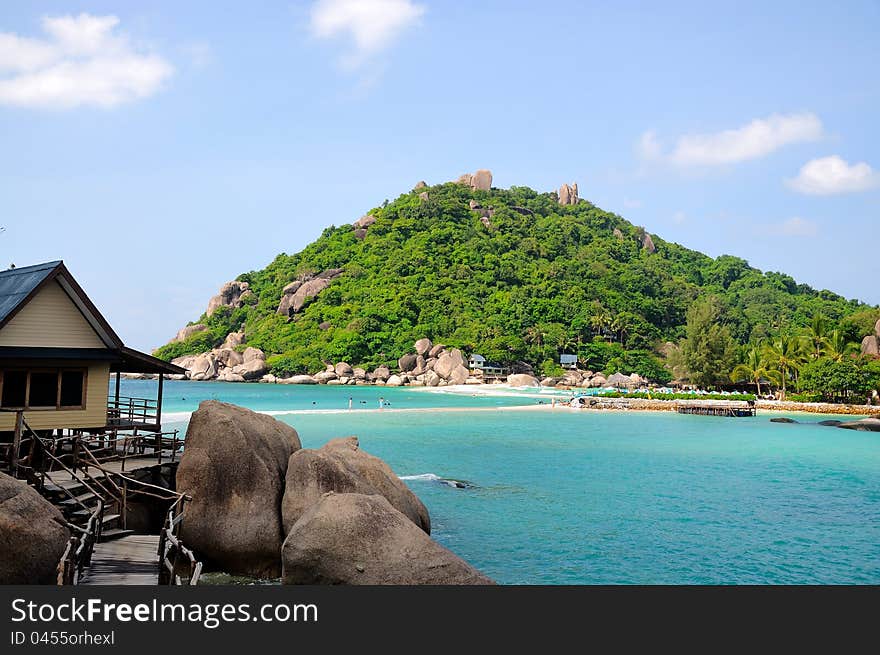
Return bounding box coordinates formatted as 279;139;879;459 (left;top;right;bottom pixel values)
642;232;656;253
558;182;579;206
860;319;880;357
276;269;344;318
207;281;253;317
0;472;70;584
175;402;492;584
457;169;493;191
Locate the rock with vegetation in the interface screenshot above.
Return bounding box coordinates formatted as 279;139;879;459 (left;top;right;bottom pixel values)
207;281;251;317
177;401;301;578
174;324;208;343
0;472;70;584
281;493;492;585
281;436;430;535
154;179;873;388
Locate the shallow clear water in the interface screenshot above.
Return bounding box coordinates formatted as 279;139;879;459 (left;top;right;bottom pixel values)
128;379;880;584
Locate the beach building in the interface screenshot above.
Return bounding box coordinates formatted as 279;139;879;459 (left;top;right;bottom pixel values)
0;261;184;435
560;353;578;369
468;353;486;371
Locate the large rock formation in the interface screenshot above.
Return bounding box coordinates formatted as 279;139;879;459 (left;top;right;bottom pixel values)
174;324;208;343
558;182;579;206
414;338;433;356
281;493;493;585
0;472;70;584
860;319;880;356
434;348;469;385
507;373;540;387
281;436;430;535
207;281;252;317
177;401;301;578
642;233;656;253
352;214;376;229
277;269;344;317
457;169;493;191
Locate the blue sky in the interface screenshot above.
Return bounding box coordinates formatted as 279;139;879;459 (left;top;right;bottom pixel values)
1;1;878;351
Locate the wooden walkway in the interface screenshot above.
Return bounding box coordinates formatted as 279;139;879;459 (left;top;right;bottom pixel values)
79;535;160;585
677;401;756;417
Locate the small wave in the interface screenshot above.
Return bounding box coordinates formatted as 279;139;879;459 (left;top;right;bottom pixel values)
399;473;474;489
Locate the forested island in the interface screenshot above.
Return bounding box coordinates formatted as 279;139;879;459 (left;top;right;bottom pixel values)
155;172;880;404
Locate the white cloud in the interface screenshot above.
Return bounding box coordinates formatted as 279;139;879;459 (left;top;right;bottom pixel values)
786;155;880;195
623;198;642;209
0;13;173;109
767;217;818;237
310;0;425;70
639;113;823;167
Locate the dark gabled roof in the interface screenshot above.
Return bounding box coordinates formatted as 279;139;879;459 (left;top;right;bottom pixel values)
0;261;184;375
0;261;61;326
0;346;184;375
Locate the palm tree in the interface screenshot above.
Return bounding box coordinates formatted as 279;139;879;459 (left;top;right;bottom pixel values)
822;329;857;362
762;335;807;400
805;313;830;360
730;348;780;397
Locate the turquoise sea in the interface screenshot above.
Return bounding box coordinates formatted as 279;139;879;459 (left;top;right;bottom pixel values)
127;379;880;584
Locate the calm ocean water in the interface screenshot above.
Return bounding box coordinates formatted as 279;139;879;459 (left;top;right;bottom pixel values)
126;379;880;584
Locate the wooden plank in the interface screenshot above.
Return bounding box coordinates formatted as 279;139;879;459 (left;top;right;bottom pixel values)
79;534;160;586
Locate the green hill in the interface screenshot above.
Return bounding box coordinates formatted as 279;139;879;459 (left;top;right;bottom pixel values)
155;179;872;380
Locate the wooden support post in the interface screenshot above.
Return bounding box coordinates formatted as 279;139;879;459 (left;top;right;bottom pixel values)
11;410;23;477
156;373;164;431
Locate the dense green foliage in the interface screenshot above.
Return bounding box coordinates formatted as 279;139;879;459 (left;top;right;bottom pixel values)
155;181;871;378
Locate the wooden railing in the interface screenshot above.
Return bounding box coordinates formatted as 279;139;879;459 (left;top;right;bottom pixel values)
107;395;158;427
158;494;202;586
57;500;104;585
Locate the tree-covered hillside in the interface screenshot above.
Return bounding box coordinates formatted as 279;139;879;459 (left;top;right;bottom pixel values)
155;180;872;379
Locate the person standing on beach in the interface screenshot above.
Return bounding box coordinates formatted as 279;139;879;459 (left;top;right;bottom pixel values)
379;396;384;410
349;396;353;410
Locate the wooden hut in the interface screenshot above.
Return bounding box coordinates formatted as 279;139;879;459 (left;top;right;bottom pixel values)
0;261;184;435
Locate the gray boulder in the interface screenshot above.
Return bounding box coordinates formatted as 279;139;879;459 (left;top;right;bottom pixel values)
507;373;539;387
281;436;429;534
353;214;377;229
434;349;466;379
207;281;250;317
642;233;656;253
398;353;418;372
177;401;301;578
174;324;207;343
188;353;217;381
335;362;354;377
284;375;317;385
414;338;433;356
428;344;445;358
472;169;493;190
281;493;492;585
0;472;70;584
372;366;390;381
231;359;269;380
385;375;403;387
838;418;880;432
861;335;880;357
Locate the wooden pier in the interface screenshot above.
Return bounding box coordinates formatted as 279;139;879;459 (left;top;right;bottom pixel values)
79;535;161;585
677;401;756;417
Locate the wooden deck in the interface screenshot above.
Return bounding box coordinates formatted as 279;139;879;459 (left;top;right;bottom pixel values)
677;401;756;417
79;535;160;585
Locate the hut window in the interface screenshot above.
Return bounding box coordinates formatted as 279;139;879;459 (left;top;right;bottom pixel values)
1;371;27;408
60;371;85;408
0;369;86;410
28;372;58;408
